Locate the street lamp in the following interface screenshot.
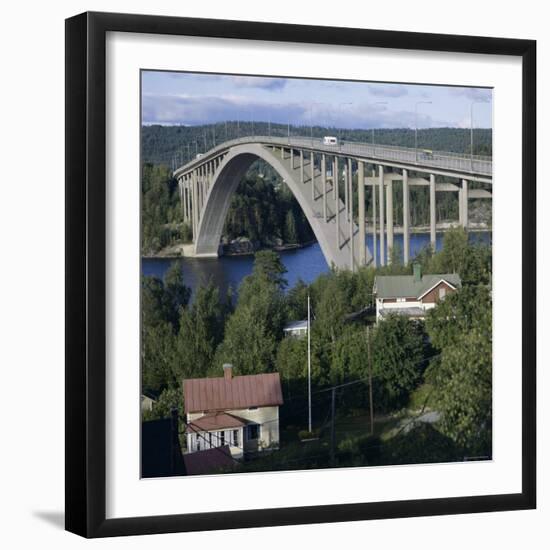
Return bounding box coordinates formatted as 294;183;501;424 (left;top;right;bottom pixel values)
470;99;485;171
287;105;291;144
415;101;432;163
249;108;254;136
338;102;353;144
310;102;327;146
280;103;296;145
269;103;284;138
371;101;388;151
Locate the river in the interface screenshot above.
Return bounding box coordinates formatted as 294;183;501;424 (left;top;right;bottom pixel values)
142;232;491;297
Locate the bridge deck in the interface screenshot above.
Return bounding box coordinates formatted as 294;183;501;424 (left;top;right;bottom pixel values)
174;135;492;180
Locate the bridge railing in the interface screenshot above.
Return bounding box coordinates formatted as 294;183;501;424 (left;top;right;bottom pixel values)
174;135;492;177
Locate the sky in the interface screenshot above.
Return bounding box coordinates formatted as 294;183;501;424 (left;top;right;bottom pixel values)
141;71;493;130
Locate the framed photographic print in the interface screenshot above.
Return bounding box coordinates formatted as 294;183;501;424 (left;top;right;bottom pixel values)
65;11;536;538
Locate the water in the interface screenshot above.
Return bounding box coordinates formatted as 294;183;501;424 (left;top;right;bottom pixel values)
142;232;491;297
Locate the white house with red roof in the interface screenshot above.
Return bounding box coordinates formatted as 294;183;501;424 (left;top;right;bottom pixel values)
373;264;461;321
183;364;284;459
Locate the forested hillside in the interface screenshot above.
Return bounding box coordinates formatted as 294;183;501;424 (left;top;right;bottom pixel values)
142;123;492;167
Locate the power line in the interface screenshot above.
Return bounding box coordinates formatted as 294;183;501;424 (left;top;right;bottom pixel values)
313;352;441;395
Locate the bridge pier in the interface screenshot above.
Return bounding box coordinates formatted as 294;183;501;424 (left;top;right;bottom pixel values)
192;170;198;238
178;179;184;221
372;167;377;268
300;150;304;183
335;157;340;249
358;161;366;267
386;179;394;263
430;174;436;250
461;179;469;229
348;158;354;271
333;157;338;200
311;151;315;200
378;165;385;266
195;170;199;223
182;178;188;224
344;158;349;222
183;177;187;223
186;180;191;223
403;168;410;265
200;167;205;217
322;154;327;221
201;167;205;210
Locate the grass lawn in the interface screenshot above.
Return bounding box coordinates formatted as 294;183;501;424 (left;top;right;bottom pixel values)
407;382;434;412
242;389;441;473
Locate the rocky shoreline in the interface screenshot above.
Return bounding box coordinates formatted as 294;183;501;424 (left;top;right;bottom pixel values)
142;224;491;259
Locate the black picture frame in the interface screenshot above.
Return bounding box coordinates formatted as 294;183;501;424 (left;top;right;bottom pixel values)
65;11;536;538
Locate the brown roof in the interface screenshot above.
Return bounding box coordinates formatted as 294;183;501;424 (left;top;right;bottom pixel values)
187;412;248;433
183;372;283;414
183;445;235;476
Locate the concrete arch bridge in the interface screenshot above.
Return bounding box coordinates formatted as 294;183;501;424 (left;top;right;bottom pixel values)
173;136;492;270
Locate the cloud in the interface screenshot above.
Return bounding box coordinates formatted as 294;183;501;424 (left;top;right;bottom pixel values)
143;93;462;130
142;93;301;126
450;87;492;102
229;76;287;90
368;84;409;98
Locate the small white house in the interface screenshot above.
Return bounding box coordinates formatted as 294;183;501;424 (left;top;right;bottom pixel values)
373;264;461;321
183;364;284;459
141;394;155;412
283;320;308;339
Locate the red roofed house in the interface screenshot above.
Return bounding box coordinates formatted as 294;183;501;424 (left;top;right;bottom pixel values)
183;364;284;459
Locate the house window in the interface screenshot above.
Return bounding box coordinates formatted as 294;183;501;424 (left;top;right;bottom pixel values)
208;432;213;447
233;429;239;446
196;433;201;451
248;424;260;440
439;287;447;300
219;431;225;446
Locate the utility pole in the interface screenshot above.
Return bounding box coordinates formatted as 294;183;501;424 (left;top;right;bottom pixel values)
307;293;312;433
367;325;374;436
170;407;179;475
330;387;336;467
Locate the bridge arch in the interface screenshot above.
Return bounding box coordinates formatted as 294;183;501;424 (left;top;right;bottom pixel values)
193;143;364;270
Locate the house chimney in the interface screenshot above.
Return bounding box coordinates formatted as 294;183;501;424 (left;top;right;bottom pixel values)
223;363;233;381
413;263;422;282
